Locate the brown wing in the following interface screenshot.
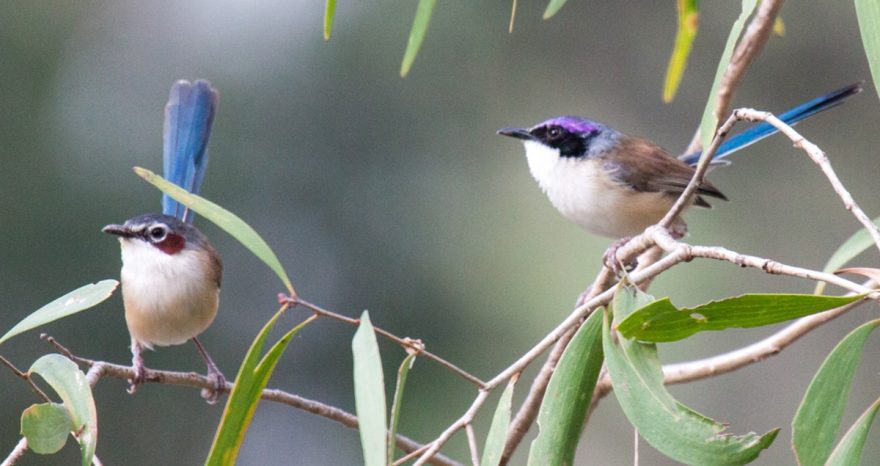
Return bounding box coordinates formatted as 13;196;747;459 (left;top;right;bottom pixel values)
599;136;727;207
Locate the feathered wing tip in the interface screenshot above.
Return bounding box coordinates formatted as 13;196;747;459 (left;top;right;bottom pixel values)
162;79;220;223
680;82;863;166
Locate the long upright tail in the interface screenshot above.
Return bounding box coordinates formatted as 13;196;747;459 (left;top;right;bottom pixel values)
162;80;219;223
680;82;863;166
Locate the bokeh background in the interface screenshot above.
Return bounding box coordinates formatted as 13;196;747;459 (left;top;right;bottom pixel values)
1;1;878;465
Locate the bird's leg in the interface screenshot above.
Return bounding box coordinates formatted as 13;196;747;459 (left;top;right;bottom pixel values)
192;337;226;404
602;236;636;275
128;341;146;394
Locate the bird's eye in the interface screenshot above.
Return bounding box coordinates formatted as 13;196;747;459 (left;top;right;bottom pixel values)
547;127;562;138
148;227;166;241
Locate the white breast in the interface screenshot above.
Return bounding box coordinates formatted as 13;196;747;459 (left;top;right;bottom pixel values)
118;239;220;348
523;140;678;238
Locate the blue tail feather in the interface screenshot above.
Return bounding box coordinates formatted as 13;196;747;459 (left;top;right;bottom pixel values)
162;80;219;223
680;82;863;166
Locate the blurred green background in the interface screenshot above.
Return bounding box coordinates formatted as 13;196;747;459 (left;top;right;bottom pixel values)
1;1;878;465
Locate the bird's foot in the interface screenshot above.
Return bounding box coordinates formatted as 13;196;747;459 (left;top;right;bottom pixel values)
201;368;227;405
602;236;637;275
192;337;227;404
127;345;146;395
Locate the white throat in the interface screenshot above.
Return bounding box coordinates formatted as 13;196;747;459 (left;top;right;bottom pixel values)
118;238;219;348
520;140;676;238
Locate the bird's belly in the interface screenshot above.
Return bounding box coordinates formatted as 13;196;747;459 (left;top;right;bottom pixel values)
542;163;677;238
120;251;219;348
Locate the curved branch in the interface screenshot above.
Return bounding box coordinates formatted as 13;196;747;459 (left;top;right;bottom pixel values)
685;0;785;153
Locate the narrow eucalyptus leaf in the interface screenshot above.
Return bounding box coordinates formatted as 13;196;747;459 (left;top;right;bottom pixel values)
0;280;118;346
792;319;880;466
605;285;777;465
352;311;387;466
135;167;295;294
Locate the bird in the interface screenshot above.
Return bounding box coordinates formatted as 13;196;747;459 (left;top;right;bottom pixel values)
103;80;225;403
498;83;863;252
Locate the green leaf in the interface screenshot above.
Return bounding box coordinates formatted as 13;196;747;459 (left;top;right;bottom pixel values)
543;0;569;20
825;397;880;466
134;167;295;295
698;0;758;150
29;354;97;466
352;311;387;466
0;280;118;346
400;0;437;77
20;403;74;454
323;0;336;41
663;0;700;103
387;352;416;462
482;379;515;466
527;309;604;466
792;319;880;466
856;0;880;101
617;293;863;343
206;307;315;465
604;285;778;465
815;216;880;295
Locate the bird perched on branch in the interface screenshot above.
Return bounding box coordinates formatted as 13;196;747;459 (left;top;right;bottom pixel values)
103;80;225;403
498;83;862;265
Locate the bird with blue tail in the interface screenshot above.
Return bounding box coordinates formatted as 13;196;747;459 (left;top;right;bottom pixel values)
498;82;863;268
103;80;226;403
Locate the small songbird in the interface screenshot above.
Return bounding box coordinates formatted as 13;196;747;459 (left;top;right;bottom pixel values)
103;80;225;403
498;83;863;243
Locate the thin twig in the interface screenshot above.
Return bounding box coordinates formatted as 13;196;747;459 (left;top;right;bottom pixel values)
732;108;880;256
42;337;462;466
1;438;27;466
465;423;480;466
660;110;743;231
684;0;785;153
0;355;51;402
285;296;486;388
414;390;491;466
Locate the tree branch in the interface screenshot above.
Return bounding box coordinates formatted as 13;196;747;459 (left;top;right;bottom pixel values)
685;0;785;153
36;337;462;466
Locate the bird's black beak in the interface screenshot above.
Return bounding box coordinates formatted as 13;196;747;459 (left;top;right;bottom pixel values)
497;127;533;141
102;224;134;238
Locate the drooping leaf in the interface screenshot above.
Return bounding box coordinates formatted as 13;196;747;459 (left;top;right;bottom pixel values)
856;0;880;100
387;352;416;462
698;0;758;150
482;379;515;466
0;280;118;346
527;309;604;466
29;354;97;466
605;285;778;465
134;167;295;295
400;0;437;77
792;319;880;466
20;403;74;454
825;397;880;466
543;0;569;20
663;0;700;103
616;293;863;343
206;307;314;465
352;311;387;466
324;0;337;41
815;216;880;294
